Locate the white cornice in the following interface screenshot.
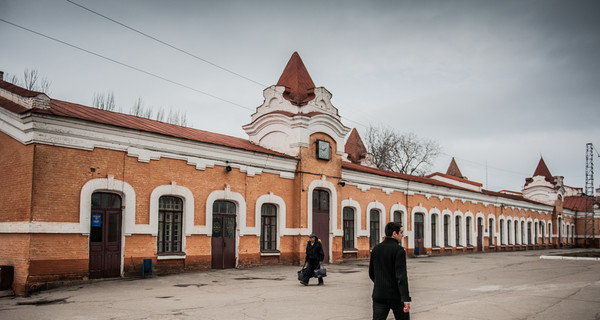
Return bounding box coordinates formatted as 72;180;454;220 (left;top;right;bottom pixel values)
1;111;298;177
342;168;554;213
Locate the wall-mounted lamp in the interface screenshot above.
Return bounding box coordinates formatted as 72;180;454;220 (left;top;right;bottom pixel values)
338;181;346;187
225;161;232;172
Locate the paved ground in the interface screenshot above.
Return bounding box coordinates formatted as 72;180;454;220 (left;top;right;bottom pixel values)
1;249;599;320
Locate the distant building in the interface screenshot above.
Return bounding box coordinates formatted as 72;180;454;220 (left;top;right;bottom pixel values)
1;52;598;295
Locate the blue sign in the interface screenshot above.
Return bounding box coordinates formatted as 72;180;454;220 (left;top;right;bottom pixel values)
91;213;102;227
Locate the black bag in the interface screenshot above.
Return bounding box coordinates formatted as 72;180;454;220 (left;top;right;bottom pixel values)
297;262;307;281
314;265;327;278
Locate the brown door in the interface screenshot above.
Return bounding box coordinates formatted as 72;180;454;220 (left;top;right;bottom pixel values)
89;193;122;278
211;202;237;269
414;213;424;255
477;218;483;252
312;190;330;263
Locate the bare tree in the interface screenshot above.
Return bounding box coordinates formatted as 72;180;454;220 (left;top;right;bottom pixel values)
6;69;52;94
92;92;116;111
364;125;441;176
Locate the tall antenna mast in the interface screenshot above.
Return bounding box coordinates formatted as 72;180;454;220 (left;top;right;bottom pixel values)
584;143;595;248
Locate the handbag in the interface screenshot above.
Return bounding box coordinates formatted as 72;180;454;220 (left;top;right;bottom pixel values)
314;265;327;278
297;262;307;281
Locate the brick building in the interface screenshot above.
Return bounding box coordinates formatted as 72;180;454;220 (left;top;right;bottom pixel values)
1;52;598;295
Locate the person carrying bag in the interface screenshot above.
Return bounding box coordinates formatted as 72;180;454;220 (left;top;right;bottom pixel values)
299;234;324;286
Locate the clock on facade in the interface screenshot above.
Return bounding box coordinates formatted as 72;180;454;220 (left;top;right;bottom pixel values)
316;140;330;160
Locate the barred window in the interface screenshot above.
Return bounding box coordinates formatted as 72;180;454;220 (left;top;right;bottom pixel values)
343;207;355;249
158;196;183;254
260;204;277;251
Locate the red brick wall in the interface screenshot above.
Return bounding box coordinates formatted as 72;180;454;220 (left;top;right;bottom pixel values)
0;132;33;222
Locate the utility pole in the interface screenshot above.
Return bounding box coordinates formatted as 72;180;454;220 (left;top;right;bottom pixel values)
584;143;595;248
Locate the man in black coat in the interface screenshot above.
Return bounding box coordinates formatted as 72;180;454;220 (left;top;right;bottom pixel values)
300;234;324;286
369;222;411;319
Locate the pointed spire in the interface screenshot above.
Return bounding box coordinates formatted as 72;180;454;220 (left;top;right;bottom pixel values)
446;157;464;179
276;52;316;106
532;157;554;184
345;128;368;163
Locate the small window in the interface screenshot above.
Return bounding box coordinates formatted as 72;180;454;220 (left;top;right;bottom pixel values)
158;196;183;254
260;204;277;251
393;210;403;223
343;207;355;249
369;209;380;249
455;216;461;246
431;215;438;247
443;215;450;247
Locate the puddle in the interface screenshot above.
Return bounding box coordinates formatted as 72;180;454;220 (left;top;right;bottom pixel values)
173;284;208;288
233;277;285;281
17;298;68;306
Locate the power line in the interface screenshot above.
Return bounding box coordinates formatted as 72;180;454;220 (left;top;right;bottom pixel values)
0;18;254;112
66;0;267;88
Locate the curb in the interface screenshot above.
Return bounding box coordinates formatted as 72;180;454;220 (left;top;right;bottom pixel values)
539;255;600;261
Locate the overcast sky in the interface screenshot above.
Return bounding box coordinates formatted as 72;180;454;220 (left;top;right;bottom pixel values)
1;0;599;193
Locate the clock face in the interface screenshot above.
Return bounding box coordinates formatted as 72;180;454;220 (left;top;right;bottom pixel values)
317;140;330;160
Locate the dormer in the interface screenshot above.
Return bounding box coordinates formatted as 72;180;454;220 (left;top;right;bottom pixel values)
0;74;51;111
427;157;482;192
243;52;350;157
343;128;376;168
522;157;564;205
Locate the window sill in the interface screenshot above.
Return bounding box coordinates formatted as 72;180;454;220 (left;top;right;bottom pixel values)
432;247;441;251
343;248;358;253
157;254;186;260
260;250;280;256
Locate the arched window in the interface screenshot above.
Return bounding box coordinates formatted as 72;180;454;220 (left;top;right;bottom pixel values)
443;215;450;247
455;216;461;246
260;204;277;252
343;207;355;249
370;209;380;249
489;218;494;247
500;219;505;245
431;214;438;247
393;210;403;224
466;217;472;246
158;196;183;254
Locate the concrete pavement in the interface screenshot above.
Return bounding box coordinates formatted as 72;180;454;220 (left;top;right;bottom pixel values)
1;249;599;320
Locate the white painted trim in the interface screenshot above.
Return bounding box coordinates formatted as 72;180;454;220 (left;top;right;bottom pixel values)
80;176;136;236
307;177;338;263
0;221;79;233
366;201;387;245
255;192;287;252
341;198;362;247
148;184;195;236
205;186;247;267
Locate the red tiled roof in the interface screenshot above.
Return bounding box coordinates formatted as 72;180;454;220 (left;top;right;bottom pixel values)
563;196;594;211
24;99;293;158
0;96;29;114
344;128;368;164
343;162;551;207
276;52;316;106
446;157;464;178
427;171;483;187
342;161;469;190
0;80;44;97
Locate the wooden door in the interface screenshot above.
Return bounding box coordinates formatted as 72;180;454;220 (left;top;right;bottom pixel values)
89;208;122;278
312;190;330;263
414;213;424;255
211;214;236;269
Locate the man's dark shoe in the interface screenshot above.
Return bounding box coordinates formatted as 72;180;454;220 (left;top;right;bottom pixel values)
300;281;308;286
317;282;324;286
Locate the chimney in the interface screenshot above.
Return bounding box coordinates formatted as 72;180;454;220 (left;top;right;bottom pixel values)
0;71;4;80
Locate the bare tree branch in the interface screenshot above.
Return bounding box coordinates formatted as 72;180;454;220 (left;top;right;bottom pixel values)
364;125;441;176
